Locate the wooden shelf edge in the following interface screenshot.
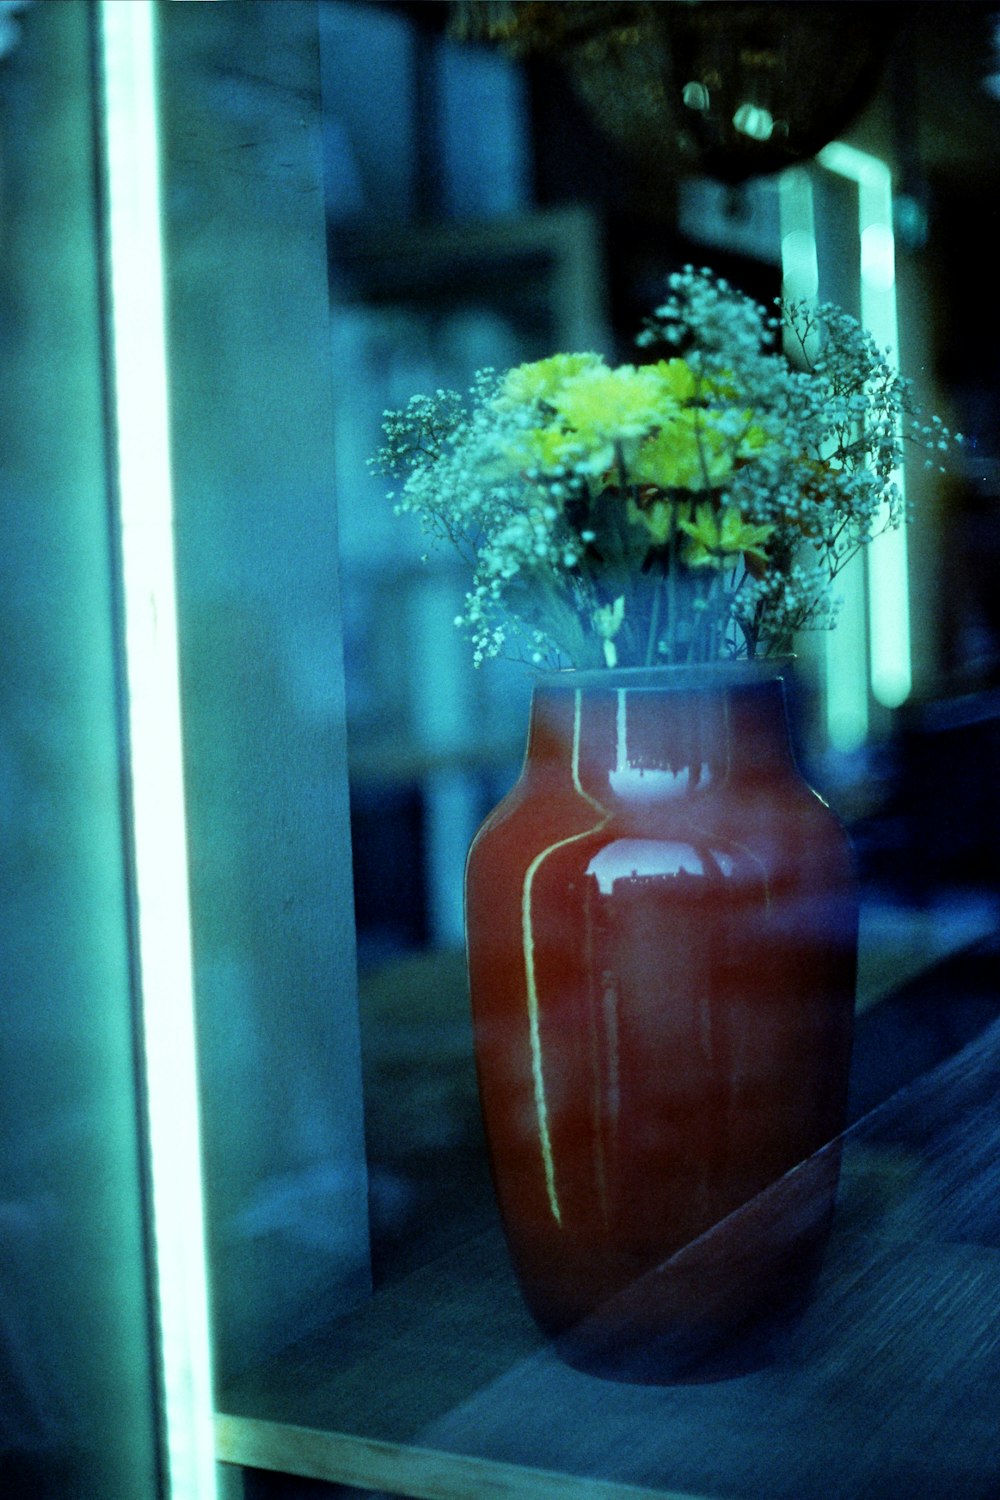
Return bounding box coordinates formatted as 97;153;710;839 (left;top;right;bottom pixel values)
214;1413;716;1500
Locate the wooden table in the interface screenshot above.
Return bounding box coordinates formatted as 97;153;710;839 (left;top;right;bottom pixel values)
217;910;1000;1499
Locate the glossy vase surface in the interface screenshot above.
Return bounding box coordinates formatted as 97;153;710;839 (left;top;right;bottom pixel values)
465;664;857;1380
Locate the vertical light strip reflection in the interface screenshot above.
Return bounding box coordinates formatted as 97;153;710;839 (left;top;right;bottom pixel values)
779;168;869;751
819;141;911;711
778;168;819;304
98;4;218;1497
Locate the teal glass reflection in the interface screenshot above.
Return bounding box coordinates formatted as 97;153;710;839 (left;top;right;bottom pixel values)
0;3;160;1495
158;0;373;1389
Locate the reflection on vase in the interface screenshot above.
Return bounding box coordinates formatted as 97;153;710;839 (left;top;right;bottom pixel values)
465;664;857;1380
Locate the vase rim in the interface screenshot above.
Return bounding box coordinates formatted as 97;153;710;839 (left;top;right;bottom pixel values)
534;657;794;693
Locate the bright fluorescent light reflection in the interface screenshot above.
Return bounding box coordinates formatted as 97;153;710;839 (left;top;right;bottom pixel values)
819;142;910;712
860;221;896;292
778;171;820;332
733;101;774;140
780;228;819;301
99;4;218;1497
779;166;867;748
825;555;870;752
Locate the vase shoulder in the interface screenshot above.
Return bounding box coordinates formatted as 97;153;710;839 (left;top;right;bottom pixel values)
522;662;806;800
535;659;794;694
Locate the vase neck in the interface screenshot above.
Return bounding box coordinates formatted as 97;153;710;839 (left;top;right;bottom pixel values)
526;672;797;802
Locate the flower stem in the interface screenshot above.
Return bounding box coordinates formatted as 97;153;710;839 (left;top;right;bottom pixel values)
666;500;678;662
614;439;630;497
645;575;662;666
688;571;720;663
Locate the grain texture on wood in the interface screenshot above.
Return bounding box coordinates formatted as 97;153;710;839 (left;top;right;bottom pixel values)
215;1415;715;1500
218;942;1000;1500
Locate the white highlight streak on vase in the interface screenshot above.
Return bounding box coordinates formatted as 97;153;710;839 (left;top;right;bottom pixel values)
521;691;608;1224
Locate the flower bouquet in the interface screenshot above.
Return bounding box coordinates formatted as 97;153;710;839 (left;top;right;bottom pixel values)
373;267;955;670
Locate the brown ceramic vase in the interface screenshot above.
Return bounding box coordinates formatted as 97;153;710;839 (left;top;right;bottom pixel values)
465;662;857;1380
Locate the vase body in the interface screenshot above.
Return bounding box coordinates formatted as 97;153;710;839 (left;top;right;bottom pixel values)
465;664;857;1380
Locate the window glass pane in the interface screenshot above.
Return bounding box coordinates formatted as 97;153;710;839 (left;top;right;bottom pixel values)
318;1;417;224
158;0;372;1386
0;4;160;1495
172;7;1000;1500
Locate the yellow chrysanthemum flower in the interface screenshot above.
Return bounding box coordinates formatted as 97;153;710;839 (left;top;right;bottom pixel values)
678;503;774;568
633;414;736;492
740;421;770;457
549;364;667;443
633;409;772;494
501;423;584;475
626;496;674;545
494;352;606;409
649;359;751;405
648;357;699;403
